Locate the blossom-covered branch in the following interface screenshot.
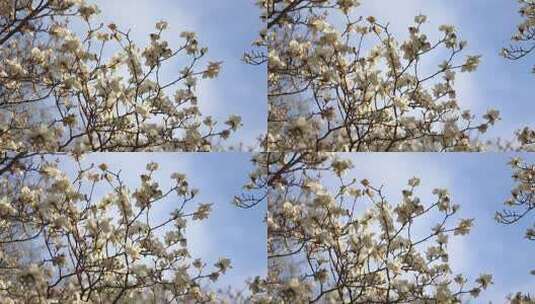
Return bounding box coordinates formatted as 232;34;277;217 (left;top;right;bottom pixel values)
502;0;535;73
254;0;499;151
0;0;241;155
237;153;493;302
0;155;231;303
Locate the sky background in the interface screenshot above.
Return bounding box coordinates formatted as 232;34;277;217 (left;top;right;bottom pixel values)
90;0;266;150
58;153;266;292
337;153;535;302
355;0;533;147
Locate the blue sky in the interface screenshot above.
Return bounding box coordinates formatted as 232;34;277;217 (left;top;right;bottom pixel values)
355;0;533;146
339;153;535;302
58;153;266;292
91;0;266;150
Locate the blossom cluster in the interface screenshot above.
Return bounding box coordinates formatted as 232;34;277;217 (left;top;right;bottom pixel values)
235;152;495;303
0;0;241;156
498;158;535;245
256;0;500;152
0;156;231;303
494;157;535;302
502;0;535;73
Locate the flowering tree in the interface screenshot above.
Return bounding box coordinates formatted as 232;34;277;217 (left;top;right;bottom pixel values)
0;156;232;303
508;293;535;304
498;158;535;244
0;0;241;155
255;0;499;151
236;152;493;303
502;1;535;150
503;0;535;73
496;157;535;303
